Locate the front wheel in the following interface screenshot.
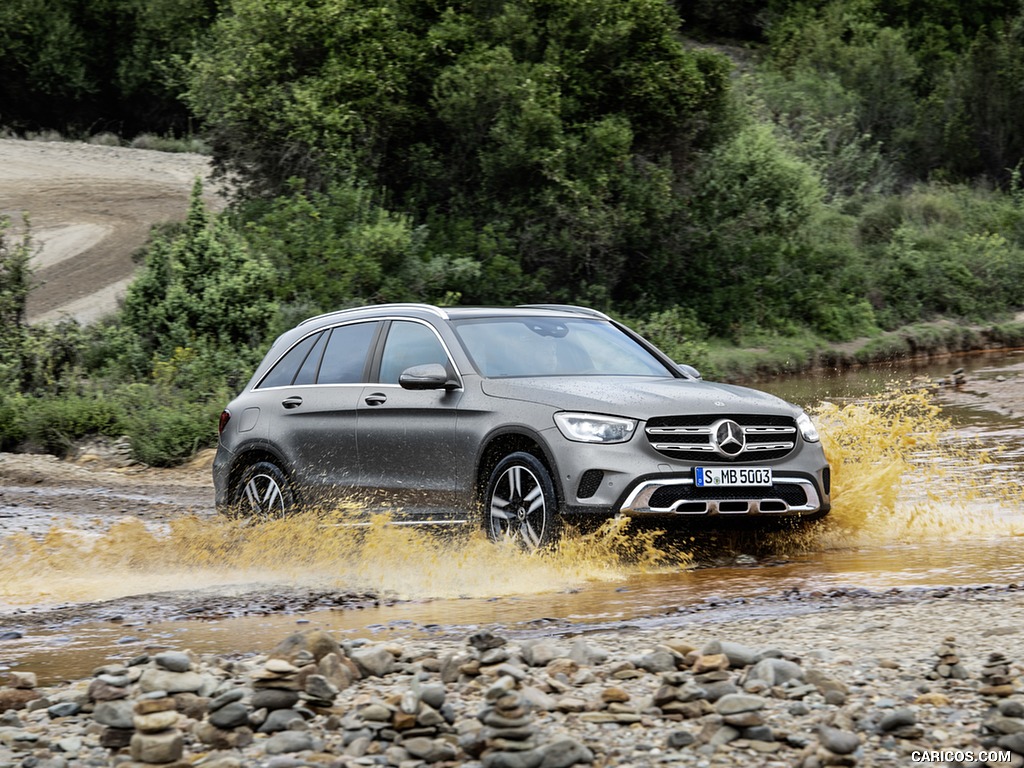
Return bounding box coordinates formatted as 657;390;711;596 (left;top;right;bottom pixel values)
231;460;297;519
484;452;560;550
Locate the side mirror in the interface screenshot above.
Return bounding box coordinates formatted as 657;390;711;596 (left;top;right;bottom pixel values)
399;363;459;390
677;363;702;380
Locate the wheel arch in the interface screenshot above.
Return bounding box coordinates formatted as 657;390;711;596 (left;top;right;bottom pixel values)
225;444;294;500
475;430;563;511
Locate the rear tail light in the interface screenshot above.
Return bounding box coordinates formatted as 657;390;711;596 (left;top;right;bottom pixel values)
218;410;231;435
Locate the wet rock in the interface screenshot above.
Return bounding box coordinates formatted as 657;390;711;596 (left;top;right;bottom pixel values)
469;629;508;652
93;699;135;729
130;729;183;763
264;729;317;754
521;640;570;667
251;688;300;711
0;688;41;711
350;645;397;677
748;657;804;686
46;702;81;719
702;640;761;668
270;629;344;662
878;708;917;732
819;725;860;755
714;693;766;715
138;668;205;694
209;702;250;729
537;737;594;767
153;651;192;673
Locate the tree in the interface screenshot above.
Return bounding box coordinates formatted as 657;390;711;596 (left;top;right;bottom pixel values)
122;179;279;361
187;0;734;305
0;216;33;391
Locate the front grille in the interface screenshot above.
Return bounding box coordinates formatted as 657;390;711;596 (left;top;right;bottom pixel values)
648;482;808;509
645;413;797;461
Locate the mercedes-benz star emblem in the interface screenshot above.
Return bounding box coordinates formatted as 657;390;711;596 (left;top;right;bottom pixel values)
712;419;745;457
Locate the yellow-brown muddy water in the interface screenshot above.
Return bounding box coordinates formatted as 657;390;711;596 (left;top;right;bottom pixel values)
3;374;1024;682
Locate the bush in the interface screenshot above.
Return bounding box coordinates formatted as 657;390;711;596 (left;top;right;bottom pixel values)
123;396;219;467
123;179;279;360
17;393;124;456
627;307;712;374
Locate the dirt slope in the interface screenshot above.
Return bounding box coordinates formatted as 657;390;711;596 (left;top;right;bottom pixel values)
0;139;222;324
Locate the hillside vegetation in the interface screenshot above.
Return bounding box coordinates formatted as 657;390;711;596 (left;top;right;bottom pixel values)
3;0;1024;463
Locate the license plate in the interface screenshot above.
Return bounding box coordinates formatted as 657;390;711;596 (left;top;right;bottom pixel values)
695;467;772;487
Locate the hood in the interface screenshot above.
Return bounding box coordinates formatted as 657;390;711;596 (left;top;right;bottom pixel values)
480;376;800;419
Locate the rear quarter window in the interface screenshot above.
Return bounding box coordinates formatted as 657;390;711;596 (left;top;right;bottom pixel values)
257;332;323;389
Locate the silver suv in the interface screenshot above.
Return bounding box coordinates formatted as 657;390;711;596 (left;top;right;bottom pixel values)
214;304;830;546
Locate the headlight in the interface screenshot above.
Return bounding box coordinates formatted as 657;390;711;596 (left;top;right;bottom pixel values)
796;411;820;443
554;412;637;444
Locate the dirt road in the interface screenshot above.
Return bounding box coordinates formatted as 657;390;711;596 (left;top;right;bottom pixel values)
0;139;221;324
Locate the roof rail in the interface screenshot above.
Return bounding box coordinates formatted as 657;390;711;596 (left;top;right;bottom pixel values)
299;303;449;326
515;304;611;320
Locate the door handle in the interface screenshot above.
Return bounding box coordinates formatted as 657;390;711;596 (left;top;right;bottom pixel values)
364;393;388;406
281;396;303;409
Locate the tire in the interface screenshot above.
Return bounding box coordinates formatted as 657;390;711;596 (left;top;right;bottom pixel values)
230;460;297;519
484;451;560;549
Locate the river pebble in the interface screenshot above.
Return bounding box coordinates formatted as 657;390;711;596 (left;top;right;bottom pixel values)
2;593;1024;766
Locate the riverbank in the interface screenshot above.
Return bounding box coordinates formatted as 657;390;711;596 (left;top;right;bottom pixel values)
1;586;1022;767
708;317;1024;383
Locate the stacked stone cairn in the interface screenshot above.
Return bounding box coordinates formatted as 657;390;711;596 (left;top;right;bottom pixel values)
336;639;460;764
927;636;970;681
7;626;1024;765
202;629;352;755
979;651;1018;697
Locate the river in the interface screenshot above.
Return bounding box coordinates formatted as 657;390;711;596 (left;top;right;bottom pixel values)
2;351;1022;684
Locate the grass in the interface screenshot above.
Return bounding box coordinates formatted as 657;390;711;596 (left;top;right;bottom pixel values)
0;126;210;154
706;317;1024;382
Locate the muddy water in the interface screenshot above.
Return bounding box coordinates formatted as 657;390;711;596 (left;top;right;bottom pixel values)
2;352;1024;683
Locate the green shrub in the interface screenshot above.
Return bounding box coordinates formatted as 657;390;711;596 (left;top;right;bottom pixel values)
18;394;124;455
855;335;913;365
124;399;219;467
988;321;1024;347
0;392;27;451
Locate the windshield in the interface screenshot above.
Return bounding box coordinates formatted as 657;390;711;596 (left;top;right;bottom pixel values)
453;317;675;378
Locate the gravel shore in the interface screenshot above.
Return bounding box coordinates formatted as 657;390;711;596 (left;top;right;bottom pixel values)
2;587;1022;768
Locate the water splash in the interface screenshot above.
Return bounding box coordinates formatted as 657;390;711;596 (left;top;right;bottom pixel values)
1;389;1020;608
0;503;691;607
809;389;1023;548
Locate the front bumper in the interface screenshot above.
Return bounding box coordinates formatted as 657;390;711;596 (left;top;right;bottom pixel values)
618;473;826;516
548;428;830;519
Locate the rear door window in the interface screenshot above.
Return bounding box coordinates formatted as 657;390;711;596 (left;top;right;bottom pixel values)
317;322;379;384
